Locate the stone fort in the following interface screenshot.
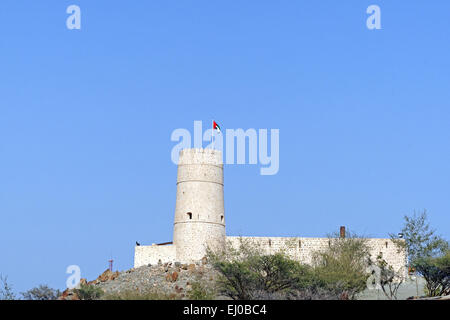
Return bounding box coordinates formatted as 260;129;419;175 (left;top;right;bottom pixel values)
135;148;407;275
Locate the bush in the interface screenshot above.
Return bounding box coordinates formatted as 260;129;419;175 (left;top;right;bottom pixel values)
414;251;450;297
208;238;311;299
312;232;371;299
390;210;449;265
102;289;178;300
187;281;216;300
374;254;404;300
207;237;367;300
21;285;61;300
74;284;104;300
0;275;16;300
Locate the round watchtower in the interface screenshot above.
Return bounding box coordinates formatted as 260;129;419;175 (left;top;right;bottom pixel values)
173;148;225;263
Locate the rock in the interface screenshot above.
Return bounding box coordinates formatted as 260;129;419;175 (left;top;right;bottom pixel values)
61;289;70;299
71;292;80;300
87;279;98;285
96;269;120;282
80;278;87;286
111;271;119;281
169;293;177;300
165;271;179;282
188;264;196;272
175;285;183;293
98;269;113;282
59;261;221;300
201;256;208;265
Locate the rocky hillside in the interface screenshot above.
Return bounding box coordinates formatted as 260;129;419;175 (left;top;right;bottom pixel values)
59;258;223;300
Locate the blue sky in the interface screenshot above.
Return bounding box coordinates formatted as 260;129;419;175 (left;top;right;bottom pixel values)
1;1;449;293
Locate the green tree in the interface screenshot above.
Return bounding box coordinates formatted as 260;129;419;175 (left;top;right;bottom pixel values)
74;284;104;300
391;210;448;265
208;234;371;300
312;231;371;299
207;238;317;300
21;285;61;300
413;251;450;297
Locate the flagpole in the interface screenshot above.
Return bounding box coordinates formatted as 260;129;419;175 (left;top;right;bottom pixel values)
212;119;215;151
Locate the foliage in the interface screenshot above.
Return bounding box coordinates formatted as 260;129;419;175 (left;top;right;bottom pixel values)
390;210;448;265
187;281;216;300
374;254;404;300
208;235;371;300
102;288;178;300
312;231;371;299
207;238;315;300
74;284;104;300
21;285;61;300
413;251;450;297
0;275;16;300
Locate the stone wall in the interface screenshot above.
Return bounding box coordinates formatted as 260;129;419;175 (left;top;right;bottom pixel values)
134;236;407;276
134;245;177;268
226;236;407;276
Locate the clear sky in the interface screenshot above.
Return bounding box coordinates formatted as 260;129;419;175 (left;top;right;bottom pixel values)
1;1;449;293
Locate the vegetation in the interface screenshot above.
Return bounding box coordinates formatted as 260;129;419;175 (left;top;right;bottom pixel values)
390;210;448;265
312;231;371;299
374;254;404;300
21;285;61;300
102;288;178;300
389;210;449;297
187;281;216;300
207;234;371;300
0;275;16;300
413;251;450;297
74;284;104;300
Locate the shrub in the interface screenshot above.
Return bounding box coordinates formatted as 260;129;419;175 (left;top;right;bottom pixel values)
187;281;216;300
413;251;450;297
74;284;104;300
312;232;371;299
374;254;404;300
207;237;355;300
390;210;449;265
102;288;178;300
208;238;313;300
0;275;16;300
21;285;61;300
